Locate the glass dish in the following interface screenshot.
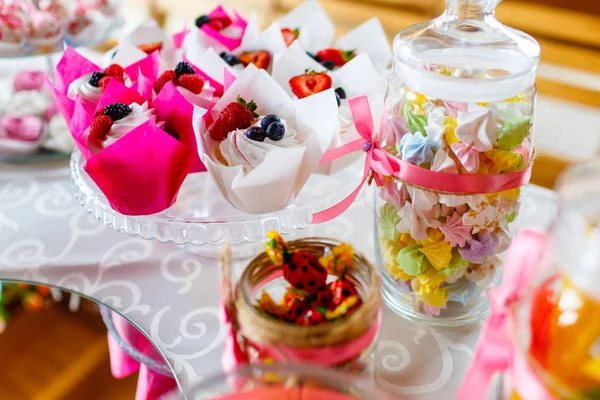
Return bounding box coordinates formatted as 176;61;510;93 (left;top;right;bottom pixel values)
100;305;173;377
176;363;400;400
71;149;364;247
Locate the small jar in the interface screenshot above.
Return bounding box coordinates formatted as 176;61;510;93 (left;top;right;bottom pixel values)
179;364;399;399
375;0;540;325
507;161;600;400
234;237;381;377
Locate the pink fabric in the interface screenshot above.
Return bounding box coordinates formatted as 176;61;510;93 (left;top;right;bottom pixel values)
311;95;532;224
172;26;188;49
457;229;555;400
107;314;177;400
201;5;248;51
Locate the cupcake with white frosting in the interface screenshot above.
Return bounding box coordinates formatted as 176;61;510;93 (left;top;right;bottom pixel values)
82;101;157;154
67;63;129;105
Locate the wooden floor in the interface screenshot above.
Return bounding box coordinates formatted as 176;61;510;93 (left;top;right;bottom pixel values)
0;304;138;400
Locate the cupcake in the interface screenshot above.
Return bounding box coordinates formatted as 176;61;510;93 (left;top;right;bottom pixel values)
153;61;216;110
67;63;129;105
82;101;156;154
213;103;300;173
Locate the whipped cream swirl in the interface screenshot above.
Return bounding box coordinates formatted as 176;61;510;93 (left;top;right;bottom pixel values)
219;117;299;172
105;102;155;146
67;73;103;103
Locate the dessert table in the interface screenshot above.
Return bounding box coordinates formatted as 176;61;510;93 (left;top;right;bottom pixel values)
0;159;557;399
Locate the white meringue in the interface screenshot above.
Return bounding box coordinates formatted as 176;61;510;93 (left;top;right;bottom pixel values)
431;148;458;174
455;108;499;152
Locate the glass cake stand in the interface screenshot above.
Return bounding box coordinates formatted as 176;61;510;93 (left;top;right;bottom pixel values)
70;149;365;255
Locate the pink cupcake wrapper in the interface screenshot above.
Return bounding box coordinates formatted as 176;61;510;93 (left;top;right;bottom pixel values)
200;5;248;51
76;80;200;215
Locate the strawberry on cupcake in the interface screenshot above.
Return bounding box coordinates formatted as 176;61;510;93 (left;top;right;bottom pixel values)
153;61;217;109
67;63;129;104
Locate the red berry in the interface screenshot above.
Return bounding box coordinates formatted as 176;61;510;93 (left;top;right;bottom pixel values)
283;251;327;294
313;286;333;309
177;74;205;94
208;16;231;31
239;50;271;70
99;76;112;90
89;115;113;141
210;96;257;141
297;308;325;326
289;71;332;99
328;279;359;307
281;27;299;47
316;48;356;67
153;70;177;94
104;63;124;77
93;106;105;118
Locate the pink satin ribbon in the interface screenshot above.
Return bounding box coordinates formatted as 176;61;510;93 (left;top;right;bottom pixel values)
311;96;532;224
251;312;381;367
457;229;555;400
108;314;177;400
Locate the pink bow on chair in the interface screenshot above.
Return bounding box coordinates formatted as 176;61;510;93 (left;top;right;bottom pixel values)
312;96;401;224
457;228;555;400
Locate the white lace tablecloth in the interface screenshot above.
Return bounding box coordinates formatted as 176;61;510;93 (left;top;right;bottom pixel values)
0;161;558;399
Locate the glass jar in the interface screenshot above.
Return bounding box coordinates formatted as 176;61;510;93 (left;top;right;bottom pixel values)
506;161;600;400
178;364;400;399
374;0;540;325
233;238;381;377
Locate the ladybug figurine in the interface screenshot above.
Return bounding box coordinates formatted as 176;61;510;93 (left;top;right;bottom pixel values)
283;251;327;294
329;279;359;307
296;307;325;326
313;286;333;309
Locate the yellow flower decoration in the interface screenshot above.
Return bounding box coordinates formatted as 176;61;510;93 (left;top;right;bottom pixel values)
325;296;359;320
264;231;288;265
319;243;354;277
281;287;305;308
477;101;489;107
419;241;453;271
416;228;444;245
485;149;524;173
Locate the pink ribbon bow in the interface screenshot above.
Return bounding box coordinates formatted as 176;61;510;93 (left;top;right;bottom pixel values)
312;95;533;225
312;96;401;224
457;228;555;400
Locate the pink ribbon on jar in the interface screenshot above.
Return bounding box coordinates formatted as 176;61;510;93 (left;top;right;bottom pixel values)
311;95;533;224
457;228;555;400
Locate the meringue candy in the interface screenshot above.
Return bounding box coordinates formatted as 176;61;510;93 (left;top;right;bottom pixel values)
440;212;473;247
455;108;499;152
396;201;440;241
431;148;458;174
399;131;433;166
451;142;480;174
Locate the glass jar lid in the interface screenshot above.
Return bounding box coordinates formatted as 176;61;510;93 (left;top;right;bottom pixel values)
393;0;540;102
